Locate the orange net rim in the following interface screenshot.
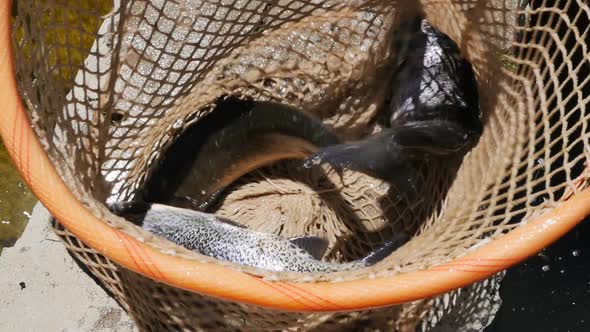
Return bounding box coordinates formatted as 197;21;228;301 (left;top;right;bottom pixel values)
2;1;589;312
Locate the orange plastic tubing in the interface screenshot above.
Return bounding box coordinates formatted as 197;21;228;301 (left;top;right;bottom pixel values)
1;0;589;312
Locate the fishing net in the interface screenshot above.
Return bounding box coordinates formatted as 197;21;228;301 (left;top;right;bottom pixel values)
8;0;590;330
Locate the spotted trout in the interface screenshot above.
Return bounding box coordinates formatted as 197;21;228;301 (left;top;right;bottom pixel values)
304;18;483;195
110;202;407;273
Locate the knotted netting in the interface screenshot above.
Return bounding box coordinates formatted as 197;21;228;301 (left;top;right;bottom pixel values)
8;0;590;330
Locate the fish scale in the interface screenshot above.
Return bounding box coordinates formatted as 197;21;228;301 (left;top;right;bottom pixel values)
111;17;474;273
112;203;406;273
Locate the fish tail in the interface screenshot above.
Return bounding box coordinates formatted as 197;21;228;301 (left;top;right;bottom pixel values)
303;128;420;198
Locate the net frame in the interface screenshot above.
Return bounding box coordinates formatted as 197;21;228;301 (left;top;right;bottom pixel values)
1;0;589;329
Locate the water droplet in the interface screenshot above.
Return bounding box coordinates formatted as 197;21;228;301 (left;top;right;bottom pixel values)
305;155;322;167
572;250;580;257
541;265;550;272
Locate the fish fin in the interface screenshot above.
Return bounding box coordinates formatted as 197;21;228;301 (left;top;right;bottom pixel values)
215;216;248;228
289;236;329;260
197;189;227;211
302;129;418;199
362;232;410;266
109;201;150;215
108;201;151;226
303;129;397;171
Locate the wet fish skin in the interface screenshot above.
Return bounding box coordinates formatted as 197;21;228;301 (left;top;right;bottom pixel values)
304;18;483;195
141;96;341;211
110;202;407;273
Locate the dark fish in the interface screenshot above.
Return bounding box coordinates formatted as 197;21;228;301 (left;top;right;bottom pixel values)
110;202;408;273
142;96;341;210
304;18;483;195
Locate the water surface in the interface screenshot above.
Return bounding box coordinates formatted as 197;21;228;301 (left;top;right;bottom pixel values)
0;140;37;254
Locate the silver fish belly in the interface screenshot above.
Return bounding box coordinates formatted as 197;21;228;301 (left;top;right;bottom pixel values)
110;202;405;273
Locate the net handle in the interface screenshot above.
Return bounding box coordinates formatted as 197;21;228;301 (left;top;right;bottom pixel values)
2;0;589;312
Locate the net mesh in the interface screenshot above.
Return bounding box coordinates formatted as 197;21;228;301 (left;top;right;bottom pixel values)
10;0;590;330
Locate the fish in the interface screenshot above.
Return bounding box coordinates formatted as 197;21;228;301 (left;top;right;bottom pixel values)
141;96;342;211
303;17;483;196
109;201;408;273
